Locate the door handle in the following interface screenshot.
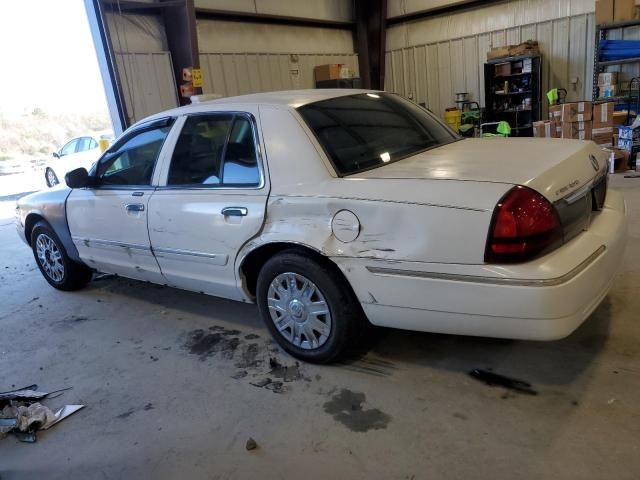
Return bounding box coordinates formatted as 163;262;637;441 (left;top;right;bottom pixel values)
125;203;145;213
221;207;248;217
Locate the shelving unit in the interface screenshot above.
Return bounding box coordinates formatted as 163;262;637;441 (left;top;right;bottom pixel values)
593;18;640;105
483;55;541;137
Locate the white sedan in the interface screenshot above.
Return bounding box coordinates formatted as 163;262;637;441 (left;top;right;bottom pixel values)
44;132;113;187
15;90;627;363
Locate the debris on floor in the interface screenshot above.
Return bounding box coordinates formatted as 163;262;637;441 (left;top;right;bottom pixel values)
0;384;84;443
245;437;258;451
468;369;538;396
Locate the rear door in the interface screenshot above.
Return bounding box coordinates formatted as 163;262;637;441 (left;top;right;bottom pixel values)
68;137;101;172
148;108;269;300
67;118;175;282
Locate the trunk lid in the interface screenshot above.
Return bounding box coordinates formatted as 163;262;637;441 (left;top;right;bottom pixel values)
353;137;608;203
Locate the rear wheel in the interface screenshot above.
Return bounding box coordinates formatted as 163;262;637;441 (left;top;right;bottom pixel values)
45;168;59;187
31;221;92;291
256;250;364;363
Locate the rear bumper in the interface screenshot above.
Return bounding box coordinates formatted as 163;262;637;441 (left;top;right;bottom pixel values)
333;189;627;340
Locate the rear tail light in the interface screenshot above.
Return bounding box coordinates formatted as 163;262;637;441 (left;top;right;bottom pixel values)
485;186;562;263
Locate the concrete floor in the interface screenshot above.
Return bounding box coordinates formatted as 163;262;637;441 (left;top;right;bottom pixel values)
1;174;639;479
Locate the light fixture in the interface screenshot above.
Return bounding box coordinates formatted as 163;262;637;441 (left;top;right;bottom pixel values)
380;152;391;162
367;93;380;98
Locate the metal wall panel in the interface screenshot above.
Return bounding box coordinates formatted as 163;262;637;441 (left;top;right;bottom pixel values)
107;13;167;53
199;53;359;96
115;53;179;124
384;10;598;117
197;20;355;54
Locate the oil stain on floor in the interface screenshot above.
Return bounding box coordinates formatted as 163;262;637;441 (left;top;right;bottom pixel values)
182;325;306;394
323;388;391;432
184;328;241;360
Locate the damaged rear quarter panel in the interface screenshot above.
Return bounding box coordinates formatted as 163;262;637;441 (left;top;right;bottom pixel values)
252;193;493;265
236;103;506;300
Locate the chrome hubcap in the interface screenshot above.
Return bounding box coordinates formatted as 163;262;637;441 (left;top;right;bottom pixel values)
36;233;64;282
267;272;332;350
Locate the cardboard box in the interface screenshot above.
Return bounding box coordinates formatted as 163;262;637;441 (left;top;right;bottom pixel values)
560;101;593;122
533;121;546;138
613;110;628;125
605;148;631;172
597;0;615;24
533;120;558;138
593;127;614;145
614;0;636;22
619;125;640;141
314;64;345;82
487;46;510;60
494;62;511;77
617;137;640;150
598;72;618;85
593;102;615;128
599;84;618;98
616;149;630;171
549;104;562;122
562;121;592;140
487;41;539;60
509;41;539;57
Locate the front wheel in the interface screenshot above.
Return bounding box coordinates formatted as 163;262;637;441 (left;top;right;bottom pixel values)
31;221;92;291
45;168;59;187
256;250;364;363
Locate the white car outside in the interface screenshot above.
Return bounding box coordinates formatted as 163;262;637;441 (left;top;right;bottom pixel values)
44;131;113;187
16;90;627;363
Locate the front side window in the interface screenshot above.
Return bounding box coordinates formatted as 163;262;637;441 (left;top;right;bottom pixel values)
167;114;260;187
96;124;172;186
297;93;459;175
59;139;79;156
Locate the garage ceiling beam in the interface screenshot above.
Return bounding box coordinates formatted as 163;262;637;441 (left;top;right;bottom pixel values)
195;8;356;30
387;0;505;26
355;0;387;90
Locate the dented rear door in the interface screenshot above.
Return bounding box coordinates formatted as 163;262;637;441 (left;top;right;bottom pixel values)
148;108;269;301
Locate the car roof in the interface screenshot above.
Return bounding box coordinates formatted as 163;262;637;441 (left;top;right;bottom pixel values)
135;89;379;127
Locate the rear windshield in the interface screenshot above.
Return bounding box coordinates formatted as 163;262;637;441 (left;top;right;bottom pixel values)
297;93;458;175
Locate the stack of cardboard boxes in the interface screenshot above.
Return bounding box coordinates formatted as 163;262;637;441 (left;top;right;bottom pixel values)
549;101;592;140
592;102;615;148
596;0;638;25
533;101;616;147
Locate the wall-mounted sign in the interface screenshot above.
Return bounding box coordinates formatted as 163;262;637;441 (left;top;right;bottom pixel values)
191;69;203;88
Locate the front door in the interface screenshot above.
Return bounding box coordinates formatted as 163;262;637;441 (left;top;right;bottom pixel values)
67;119;175;283
148;111;269;300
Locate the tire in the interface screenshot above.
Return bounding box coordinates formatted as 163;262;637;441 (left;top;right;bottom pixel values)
256;250;364;363
45;168;59;187
31;221;92;291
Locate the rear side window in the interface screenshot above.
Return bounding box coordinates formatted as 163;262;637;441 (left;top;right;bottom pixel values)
167;114;260;187
297;93;458;175
76;137;94;152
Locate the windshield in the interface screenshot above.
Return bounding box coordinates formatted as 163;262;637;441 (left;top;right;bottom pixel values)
297;93;459;175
